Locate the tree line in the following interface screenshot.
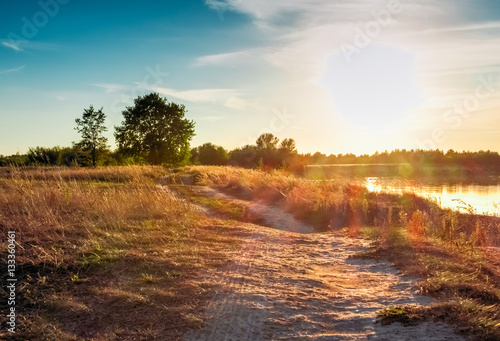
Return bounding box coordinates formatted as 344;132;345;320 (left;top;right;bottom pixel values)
1;91;500;174
307;149;500;172
191;133;300;171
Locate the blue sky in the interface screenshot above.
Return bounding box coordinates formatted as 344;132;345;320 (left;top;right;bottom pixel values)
2;0;500;156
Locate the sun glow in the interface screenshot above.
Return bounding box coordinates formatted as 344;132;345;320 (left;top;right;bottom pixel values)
320;44;423;132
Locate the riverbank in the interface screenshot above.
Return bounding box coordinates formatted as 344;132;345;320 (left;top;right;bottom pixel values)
187;166;500;246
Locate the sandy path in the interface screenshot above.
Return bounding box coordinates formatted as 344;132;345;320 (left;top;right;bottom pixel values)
182;186;465;341
191;186;314;234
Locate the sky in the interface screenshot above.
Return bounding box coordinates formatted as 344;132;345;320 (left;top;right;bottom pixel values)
1;0;500;156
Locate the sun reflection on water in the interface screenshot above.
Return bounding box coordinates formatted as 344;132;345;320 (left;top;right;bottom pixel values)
364;177;500;216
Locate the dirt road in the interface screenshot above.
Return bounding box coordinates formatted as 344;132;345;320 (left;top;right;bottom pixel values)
182;186;465;341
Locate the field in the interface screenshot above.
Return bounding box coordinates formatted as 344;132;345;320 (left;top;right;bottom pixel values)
1;166;500;340
0;166;243;340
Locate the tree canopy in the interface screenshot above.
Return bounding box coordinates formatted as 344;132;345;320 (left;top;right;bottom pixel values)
191;143;228;165
74;106;109;166
256;133;279;149
227;134;298;170
114;93;195;165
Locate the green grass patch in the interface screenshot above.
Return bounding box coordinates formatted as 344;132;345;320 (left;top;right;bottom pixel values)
378;306;407;318
172;184;247;221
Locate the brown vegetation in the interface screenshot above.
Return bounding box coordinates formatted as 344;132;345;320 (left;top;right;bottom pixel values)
187;166;500;246
0;166;241;340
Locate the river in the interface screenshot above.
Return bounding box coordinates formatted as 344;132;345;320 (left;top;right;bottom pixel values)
363;177;500;216
305;165;500;216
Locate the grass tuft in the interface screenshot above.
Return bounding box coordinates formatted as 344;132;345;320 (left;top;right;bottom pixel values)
140;273;158;284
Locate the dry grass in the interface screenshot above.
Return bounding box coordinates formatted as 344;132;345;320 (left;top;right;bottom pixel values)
0;165;166;183
0;166;242;340
371;227;500;340
173;185;247;221
182;166;500;245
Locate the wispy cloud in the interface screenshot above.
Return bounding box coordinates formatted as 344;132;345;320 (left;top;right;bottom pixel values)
418;21;500;35
137;81;255;109
203;0;500;88
202;0;464;79
1;40;57;52
92;83;129;94
205;0;326;21
143;85;241;103
2;41;23;52
224;96;251;110
194;49;263;66
0;65;25;74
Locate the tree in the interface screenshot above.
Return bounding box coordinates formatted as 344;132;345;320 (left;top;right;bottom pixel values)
74;106;108;167
189;147;200;165
114;93;195;165
255;133;280;169
193;143;228;165
277;138;297;168
0;153;28;167
256;133;279;149
228;145;258;168
279;138;297;154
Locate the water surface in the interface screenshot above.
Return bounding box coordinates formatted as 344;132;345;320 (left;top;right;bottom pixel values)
364;177;500;216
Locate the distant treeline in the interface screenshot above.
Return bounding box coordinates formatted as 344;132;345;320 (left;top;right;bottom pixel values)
307;149;500;167
0;146;141;167
306;149;500;176
2;139;500;176
0;133;300;170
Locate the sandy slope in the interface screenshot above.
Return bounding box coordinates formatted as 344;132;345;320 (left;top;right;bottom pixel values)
182;186;465;341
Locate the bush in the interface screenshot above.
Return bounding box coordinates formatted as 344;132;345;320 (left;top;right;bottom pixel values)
27;146;62;165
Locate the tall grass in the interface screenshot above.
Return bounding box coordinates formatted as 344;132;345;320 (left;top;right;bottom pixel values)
0;165;166;182
0;166;191;258
0;166;237;340
187;166;500;246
